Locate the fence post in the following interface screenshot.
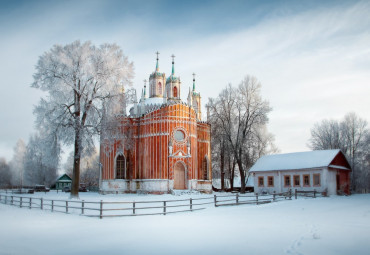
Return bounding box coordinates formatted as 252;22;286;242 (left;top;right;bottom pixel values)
0;194;2;202
295;189;297;199
214;195;217;207
314;189;316;198
100;200;103;219
133;202;135;215
52;200;54;212
236;193;239;205
41;198;43;210
190;198;193;211
5;195;7;204
256;193;259;205
29;198;32;209
81;200;84;215
11;196;13;205
20;197;23;208
273;191;276;202
289;189;292;200
163;201;166;215
66;201;68;214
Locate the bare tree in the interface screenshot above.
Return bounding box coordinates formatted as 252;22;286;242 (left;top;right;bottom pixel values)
9;139;26;187
308;112;369;191
0;158;12;188
208;76;273;193
80;151;100;190
32;41;134;198
24;130;60;187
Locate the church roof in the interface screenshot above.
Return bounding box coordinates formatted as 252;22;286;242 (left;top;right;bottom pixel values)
249;149;350;172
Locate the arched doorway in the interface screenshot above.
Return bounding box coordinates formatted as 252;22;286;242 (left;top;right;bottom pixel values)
174;161;186;189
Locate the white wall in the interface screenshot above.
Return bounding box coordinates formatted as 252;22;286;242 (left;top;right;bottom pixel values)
253;167;336;196
101;179;212;194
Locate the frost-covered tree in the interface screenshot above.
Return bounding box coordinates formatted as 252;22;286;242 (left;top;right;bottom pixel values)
9;139;26;187
0;158;12;188
80;151;100;189
24;129;60;186
208;76;274;193
32;41;134;197
308;112;369;192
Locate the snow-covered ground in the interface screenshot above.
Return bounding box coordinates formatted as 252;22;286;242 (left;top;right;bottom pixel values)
1;192;370;255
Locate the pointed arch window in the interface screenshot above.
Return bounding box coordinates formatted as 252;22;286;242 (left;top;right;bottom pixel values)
158;82;162;95
173;86;178;98
202;157;208;180
116;154;126;179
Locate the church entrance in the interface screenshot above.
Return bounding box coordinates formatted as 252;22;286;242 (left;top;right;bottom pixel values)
174;161;186;190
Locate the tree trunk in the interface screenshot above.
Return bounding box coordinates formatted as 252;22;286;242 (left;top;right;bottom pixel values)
71;130;81;198
220;139;225;191
237;156;246;193
71;89;81;198
230;158;236;190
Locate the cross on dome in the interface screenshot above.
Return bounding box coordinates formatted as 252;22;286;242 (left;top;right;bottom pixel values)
171;54;175;75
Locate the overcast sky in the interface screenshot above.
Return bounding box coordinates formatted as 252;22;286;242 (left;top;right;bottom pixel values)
0;0;369;163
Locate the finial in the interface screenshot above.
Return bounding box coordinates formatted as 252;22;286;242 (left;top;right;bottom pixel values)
192;73;196;91
155;51;160;71
171;54;175;75
143;79;147;97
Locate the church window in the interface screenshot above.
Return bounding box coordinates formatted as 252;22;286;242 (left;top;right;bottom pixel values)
202;157;208;180
173;86;178;97
158;82;162;94
116;155;125;179
174;130;185;142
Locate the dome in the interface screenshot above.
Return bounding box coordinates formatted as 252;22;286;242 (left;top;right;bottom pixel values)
166;75;179;83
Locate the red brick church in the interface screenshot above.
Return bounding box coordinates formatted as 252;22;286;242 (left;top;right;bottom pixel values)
99;54;212;193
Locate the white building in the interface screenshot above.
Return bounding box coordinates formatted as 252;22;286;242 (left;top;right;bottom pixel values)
249;149;351;196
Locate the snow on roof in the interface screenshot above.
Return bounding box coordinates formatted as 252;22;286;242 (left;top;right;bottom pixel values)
249;149;342;172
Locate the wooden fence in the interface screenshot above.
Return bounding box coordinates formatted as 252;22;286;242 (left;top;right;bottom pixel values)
214;191;292;207
0;189;317;219
0;193;215;219
294;189;326;199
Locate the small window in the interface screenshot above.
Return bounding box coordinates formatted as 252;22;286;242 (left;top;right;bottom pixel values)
303;175;310;186
284;175;291;187
294;175;300;187
158;82;162;94
116;155;125;179
313;174;321;186
268;176;274;187
202;157;208;180
173;86;178;97
258;176;264;187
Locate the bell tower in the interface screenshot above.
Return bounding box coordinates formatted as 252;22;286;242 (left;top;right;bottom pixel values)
166;54;181;102
149;51;166;98
188;73;202;120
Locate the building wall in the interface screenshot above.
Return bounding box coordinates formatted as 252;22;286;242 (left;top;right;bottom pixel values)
100;103;212;193
253;168;339;195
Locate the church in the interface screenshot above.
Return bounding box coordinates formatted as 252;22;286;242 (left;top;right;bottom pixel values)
99;53;212;194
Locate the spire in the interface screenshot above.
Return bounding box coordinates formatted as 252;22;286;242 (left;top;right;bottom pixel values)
171;54;175;75
155;51;160;72
143;79;147;98
192;73;196;91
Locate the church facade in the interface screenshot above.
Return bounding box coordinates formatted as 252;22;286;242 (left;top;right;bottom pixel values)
99;54;212;194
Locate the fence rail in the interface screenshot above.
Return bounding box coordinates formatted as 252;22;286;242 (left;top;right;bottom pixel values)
0;189;320;219
214;191;292;207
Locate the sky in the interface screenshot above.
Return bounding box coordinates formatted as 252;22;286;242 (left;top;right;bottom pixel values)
0;0;369;164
